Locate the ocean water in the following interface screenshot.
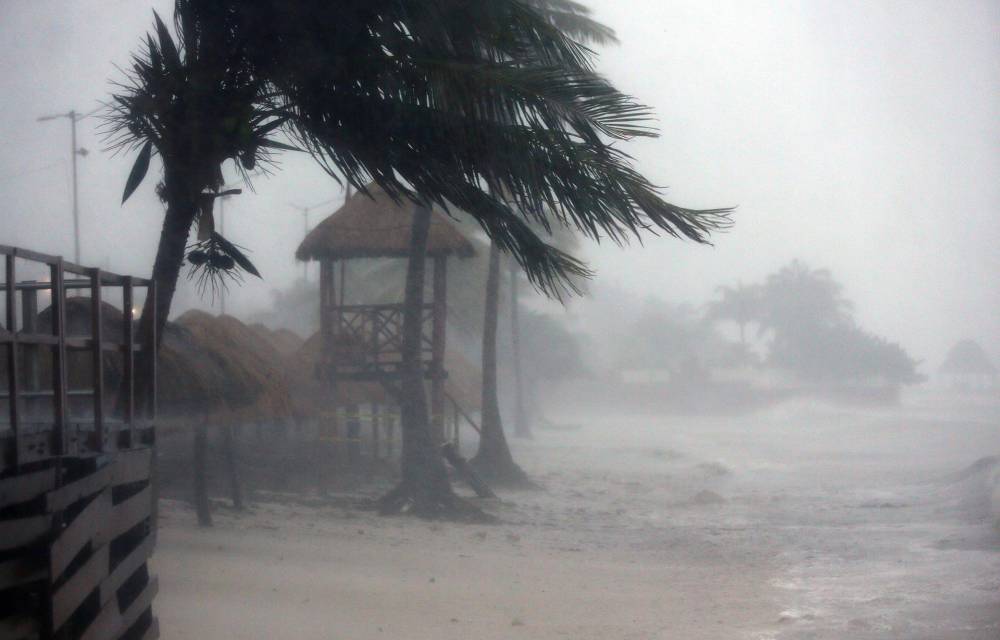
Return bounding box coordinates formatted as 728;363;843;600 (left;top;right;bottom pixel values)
540;392;1000;639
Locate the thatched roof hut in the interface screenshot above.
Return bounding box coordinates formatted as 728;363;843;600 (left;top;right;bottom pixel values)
27;299;293;426
173;311;294;423
296;185;475;261
248;323;304;357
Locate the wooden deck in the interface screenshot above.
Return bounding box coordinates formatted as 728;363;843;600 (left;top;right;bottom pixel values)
0;245;158;640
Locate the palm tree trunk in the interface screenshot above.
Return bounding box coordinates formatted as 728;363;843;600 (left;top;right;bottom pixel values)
222;423;244;510
471;242;531;486
134;171;200;409
379;203;468;517
509;257;530;438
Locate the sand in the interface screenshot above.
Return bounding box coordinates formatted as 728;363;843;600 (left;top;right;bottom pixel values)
152;436;780;640
152;393;1000;640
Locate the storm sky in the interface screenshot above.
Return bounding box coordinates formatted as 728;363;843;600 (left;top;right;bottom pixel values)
0;0;997;367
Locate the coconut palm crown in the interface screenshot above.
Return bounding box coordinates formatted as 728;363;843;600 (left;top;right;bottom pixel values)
106;0;730;314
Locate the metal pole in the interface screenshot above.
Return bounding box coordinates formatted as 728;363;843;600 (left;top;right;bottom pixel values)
69;111;80;264
38;109;89;265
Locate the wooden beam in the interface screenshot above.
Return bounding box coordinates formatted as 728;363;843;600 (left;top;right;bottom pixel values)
122;277;135;440
46;463;112;512
430;255;447;444
50;260;68;455
5;253;19;467
0;467;56;508
50;489;112;579
0;514;52;551
90;268;105;452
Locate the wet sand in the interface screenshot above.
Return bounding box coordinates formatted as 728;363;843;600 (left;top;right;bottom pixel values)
152;393;999;640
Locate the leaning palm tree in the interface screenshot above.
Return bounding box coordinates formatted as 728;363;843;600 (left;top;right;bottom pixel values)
107;0;731;518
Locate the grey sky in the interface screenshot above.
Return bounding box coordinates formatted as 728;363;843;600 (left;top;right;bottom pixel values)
0;0;997;367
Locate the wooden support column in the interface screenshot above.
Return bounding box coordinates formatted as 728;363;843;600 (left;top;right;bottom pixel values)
122;277;135;447
89;269;104;452
50;260;68;455
317;258;339;493
5;253;20;468
430;254;447;444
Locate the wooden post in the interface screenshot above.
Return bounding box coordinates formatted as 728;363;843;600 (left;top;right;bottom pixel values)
386;411;396;458
318;258;339;493
5;253;19;468
345;403;360;465
89;268;104;452
430;255;447;444
147;279;157;422
50;260;68;455
21;286;38;437
122;277;135;447
222;423;244;510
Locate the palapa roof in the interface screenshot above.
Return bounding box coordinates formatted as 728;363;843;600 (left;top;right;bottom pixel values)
940;339;997;375
31;300;294;424
296;185;475;261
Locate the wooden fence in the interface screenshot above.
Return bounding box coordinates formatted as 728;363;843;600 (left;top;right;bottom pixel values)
0;245;158;640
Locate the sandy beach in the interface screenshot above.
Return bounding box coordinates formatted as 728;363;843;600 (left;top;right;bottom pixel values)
152;395;1000;640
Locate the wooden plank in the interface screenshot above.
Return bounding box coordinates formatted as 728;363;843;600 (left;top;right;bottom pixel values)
50;489;112;579
0;514;52;550
46;464;112;512
110;449;151;486
78;593;120;640
100;536;154;604
90;268;105;452
52;544;109;631
146;279;157;419
6;253;20;466
50;260;68;455
0;554;46;589
80;575;157;640
0;245;58;266
120;575;158;636
141;616;160;640
122;277;135;432
112;485;152;537
0;467;56;508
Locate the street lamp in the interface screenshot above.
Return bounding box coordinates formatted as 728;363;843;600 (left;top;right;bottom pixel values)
37;110;90;264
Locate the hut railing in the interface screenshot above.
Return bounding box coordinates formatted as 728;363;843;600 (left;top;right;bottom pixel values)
324;302;437;377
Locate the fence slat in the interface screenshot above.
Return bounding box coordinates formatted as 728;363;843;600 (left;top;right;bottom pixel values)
46;463;112;512
52;544;109;631
0;514;53;551
0;467;55;508
111;448;152;485
112;485;152;537
50;489;112;579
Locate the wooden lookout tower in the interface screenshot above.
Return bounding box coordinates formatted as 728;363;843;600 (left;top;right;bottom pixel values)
296;185;475;446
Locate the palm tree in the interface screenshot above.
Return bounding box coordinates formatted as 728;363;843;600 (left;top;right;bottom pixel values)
706;282;761;349
107;0;731;517
470;242;533;486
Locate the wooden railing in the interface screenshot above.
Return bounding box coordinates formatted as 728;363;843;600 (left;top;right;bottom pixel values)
0;245;159;640
321;302;438;378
